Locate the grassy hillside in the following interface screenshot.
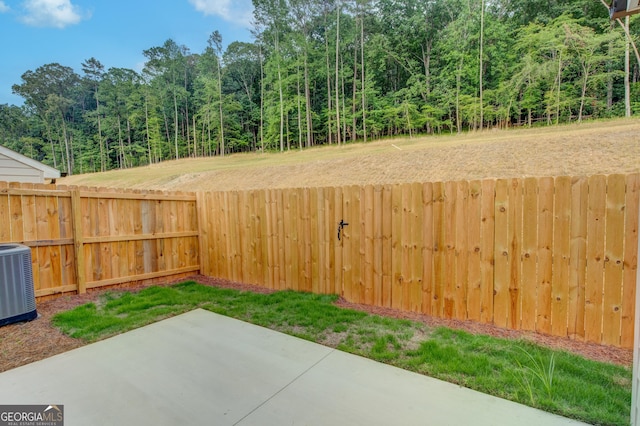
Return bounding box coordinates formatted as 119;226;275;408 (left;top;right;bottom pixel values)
60;119;640;191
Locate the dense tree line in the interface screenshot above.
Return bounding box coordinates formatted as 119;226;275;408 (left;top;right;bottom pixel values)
1;0;638;175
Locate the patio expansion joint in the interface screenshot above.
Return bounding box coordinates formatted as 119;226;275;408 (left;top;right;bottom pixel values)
232;348;336;425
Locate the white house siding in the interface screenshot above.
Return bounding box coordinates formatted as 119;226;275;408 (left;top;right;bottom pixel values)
0;152;44;183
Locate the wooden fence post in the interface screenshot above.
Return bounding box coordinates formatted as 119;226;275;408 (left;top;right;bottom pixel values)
71;189;86;294
196;191;208;277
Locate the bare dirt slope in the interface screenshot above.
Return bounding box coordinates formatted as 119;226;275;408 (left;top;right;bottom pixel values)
61;119;640;191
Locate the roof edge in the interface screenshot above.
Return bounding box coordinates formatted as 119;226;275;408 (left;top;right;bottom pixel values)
0;145;61;178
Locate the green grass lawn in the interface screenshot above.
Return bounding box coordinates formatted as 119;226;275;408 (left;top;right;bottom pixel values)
52;281;631;426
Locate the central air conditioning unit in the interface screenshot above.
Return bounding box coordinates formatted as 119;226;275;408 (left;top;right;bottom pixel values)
0;244;37;326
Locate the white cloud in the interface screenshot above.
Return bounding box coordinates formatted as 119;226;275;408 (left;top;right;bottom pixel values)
20;0;86;28
189;0;253;27
0;1;9;13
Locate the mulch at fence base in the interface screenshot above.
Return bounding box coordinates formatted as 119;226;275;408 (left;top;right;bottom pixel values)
0;275;631;374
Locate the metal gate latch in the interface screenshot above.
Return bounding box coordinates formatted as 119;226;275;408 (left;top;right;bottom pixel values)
337;219;349;241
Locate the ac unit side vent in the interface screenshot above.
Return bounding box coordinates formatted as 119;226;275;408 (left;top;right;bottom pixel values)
0;244;37;326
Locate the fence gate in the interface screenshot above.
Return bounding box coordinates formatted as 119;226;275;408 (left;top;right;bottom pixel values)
335;185;392;308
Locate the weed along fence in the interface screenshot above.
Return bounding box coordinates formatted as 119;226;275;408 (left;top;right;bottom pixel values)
0;182;200;300
198;173;640;349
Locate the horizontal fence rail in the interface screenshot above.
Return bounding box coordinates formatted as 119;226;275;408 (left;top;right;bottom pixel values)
0;182;200;299
198;173;640;348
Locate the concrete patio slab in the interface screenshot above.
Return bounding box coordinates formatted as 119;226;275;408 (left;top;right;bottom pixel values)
0;309;587;425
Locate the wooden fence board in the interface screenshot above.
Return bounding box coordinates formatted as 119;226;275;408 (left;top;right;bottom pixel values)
410;182;424;313
322;187;333;294
70;191;86;293
141;198;154;277
9;186;24;242
363;185;375;305
536;177;554;335
443;181;457;319
147;201;159;275
134;200;146;275
281;189;291;289
305;188;314;292
196;192;209;276
260;190;269;287
521;178;538;331
272;189;282;289
266;189;276;289
455;180;469;320
569;177;588;340
391;184;403;310
552;176;571;337
298;188;307;290
124;200;139;277
494;179;510;328
171;199;180;270
237;192;247;283
21;192;37;242
341;187;353;299
24;192;40;290
35;194;51;290
621;173;640;347
133;197;144;276
421;182;434;316
251;190;261;286
47;195;62;292
602;174;626;345
585;175;607;343
401;184;412;312
372;185;383;305
240;192;250;283
295;189;305;290
59;219;74;289
110;198;123;280
381;185;392;308
432;182;445;316
479;179;495;324
176;198;187;269
508;179;523;330
118;240;128;279
224;192;236;282
224;191;236;281
258;190;268;289
197;192;214;276
352;186;364;303
223;192;232;281
288;188;298;290
204;195;216;277
333;187;343;296
310;188;321;293
236;192;247;283
0;188;10;242
466;180;482;321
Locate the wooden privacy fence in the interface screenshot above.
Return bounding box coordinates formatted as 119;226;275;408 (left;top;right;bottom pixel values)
1;174;638;349
198;173;640;348
0;182;200;299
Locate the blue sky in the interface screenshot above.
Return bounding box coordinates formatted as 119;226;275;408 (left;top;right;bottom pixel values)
0;0;254;106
